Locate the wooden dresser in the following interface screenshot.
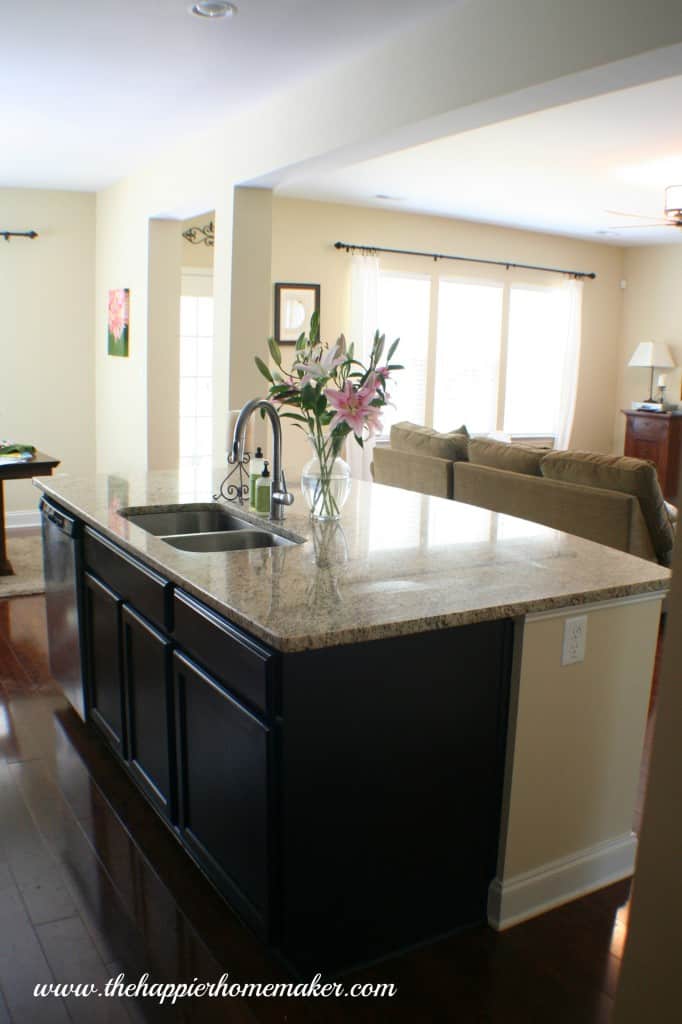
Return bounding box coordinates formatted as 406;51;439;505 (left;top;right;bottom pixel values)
622;410;682;502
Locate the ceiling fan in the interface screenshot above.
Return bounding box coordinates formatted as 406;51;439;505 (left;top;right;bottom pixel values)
606;185;682;230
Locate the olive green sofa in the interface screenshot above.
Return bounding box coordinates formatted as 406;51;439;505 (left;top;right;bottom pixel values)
372;423;676;567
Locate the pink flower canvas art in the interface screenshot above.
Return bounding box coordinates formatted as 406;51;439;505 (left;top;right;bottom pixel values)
107;288;130;357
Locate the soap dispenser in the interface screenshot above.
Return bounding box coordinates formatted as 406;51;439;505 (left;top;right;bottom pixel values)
249;446;265;508
255;461;271;516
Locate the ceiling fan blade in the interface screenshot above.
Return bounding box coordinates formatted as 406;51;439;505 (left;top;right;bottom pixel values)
607;221;678;229
605;208;663;221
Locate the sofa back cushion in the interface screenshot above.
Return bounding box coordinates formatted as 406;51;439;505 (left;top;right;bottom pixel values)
453;462;657;562
390;421;469;462
468;437;544;476
540;450;674;565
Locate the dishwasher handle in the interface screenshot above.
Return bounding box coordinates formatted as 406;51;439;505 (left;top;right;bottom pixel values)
40;498;77;538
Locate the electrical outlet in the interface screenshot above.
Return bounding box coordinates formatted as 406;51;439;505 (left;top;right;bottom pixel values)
562;615;587;666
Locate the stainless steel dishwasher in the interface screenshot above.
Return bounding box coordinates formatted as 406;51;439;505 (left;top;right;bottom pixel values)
41;497;86;719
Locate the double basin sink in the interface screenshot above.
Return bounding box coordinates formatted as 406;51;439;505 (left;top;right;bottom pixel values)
120;503;299;553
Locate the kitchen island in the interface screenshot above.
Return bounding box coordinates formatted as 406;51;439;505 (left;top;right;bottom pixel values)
35;470;669;974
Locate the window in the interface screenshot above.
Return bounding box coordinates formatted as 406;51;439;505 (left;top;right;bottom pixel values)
429;278;574;439
433;280;504;434
179;274;214;496
377;273;431;434
503;285;568;436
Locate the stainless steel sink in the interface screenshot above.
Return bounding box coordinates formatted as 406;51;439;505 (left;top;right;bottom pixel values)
163;530;296;552
119;502;302;554
121;504;252;536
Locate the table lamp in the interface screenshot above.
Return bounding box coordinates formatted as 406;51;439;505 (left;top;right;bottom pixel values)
628;341;675;402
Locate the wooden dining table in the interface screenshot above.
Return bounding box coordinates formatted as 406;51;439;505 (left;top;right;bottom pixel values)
0;451;60;575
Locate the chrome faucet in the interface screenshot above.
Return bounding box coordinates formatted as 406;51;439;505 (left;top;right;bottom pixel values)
231;399;294;521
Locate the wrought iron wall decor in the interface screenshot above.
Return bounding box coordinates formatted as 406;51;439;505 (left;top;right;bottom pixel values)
1;230;38;242
182;221;214;246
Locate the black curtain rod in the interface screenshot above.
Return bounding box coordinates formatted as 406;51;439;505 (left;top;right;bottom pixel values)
334;241;596;280
1;230;38;242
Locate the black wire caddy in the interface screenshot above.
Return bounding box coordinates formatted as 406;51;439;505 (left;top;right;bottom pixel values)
213;451;251;505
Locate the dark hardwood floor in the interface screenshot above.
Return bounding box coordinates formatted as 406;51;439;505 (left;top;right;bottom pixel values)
0;594;658;1023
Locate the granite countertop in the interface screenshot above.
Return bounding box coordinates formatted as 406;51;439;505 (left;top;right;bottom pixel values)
35;470;670;653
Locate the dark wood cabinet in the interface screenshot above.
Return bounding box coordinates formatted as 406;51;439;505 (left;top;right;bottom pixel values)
174;590;274;716
277;621;512;972
623;410;682;502
122;605;176;821
84;528;173;631
76;528;513;974
83;571;126;759
173;651;270;932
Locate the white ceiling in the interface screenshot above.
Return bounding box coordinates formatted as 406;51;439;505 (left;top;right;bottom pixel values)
278;75;682;246
0;0;455;191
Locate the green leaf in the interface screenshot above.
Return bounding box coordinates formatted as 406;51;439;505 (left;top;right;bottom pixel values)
300;383;318;410
386;338;400;363
310;309;320;343
254;356;273;383
315;392;328;417
279;412;309;423
267;337;282;368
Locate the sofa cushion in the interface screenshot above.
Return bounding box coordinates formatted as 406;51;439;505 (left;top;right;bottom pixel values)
390;421;469;462
468;437;544;476
541;450;674;565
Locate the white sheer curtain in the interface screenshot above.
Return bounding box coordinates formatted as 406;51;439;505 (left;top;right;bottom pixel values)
348;254;380;480
554;278;584;450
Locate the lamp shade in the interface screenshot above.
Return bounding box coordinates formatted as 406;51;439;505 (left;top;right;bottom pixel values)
628;341;676;369
665;185;682;218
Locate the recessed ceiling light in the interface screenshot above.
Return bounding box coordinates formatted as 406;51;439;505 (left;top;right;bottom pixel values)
190;2;237;18
375;194;404;201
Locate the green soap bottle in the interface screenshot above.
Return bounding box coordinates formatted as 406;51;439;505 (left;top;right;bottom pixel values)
255;461;271;516
249;446;265;508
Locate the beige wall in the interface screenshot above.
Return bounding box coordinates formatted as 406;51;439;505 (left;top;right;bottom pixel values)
0;188;95;514
613;515;682;1019
91;1;680;484
499;598;661;885
270;197;625;477
147;219;182;471
614;244;682;454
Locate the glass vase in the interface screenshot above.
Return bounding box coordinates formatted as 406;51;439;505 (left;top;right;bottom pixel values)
301;434;351;521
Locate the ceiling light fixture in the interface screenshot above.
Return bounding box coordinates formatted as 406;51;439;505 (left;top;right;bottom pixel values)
190;2;237;18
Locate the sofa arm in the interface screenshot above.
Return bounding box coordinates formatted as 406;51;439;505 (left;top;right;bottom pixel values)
373;446;453;499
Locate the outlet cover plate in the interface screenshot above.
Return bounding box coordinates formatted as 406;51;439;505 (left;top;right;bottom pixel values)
562;615;587;666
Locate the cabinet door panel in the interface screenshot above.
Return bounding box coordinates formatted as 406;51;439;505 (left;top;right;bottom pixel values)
123;605;175;820
173;651;269;926
83;572;126;758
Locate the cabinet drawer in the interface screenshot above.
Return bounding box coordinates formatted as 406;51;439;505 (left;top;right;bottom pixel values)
628;415;667;442
174;590;274;716
84;529;172;632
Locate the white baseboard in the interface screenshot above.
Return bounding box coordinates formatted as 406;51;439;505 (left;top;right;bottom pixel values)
488;833;637;930
6;509;41;531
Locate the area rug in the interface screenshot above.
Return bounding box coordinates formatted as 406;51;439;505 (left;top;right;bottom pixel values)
0;532;45;598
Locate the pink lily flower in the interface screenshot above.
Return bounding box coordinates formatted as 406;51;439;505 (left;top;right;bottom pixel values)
325;380;376;438
293;343;344;385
